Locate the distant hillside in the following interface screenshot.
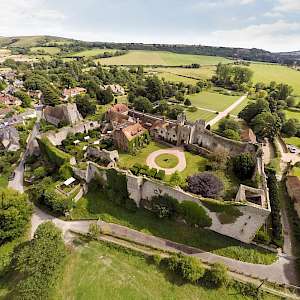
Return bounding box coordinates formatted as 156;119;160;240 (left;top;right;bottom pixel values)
0;35;73;48
0;35;299;65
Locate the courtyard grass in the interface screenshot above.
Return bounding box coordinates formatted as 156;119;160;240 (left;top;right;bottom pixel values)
96;50;232;66
284;108;300;122
188;91;239;112
70;190;277;265
55;241;279;300
155;153;179;168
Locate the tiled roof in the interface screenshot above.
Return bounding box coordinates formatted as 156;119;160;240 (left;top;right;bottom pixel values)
122;123;146;141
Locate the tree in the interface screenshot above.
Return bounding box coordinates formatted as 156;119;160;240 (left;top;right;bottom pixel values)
169;171;183;187
96;88;114;105
75;94;96;118
232;153;255;180
156;100;169;114
184;98;192;106
238;99;270;123
145;76;163;102
14;91;32;108
281;119;299;137
13;222;67;300
207;149;229;171
133;96;153;113
167;105;184;120
287;97;296;108
175;92;185;102
33;166;47;179
251;112;282;140
222;129;240;141
218;117;239;133
0;188;32;242
187;172;224;198
60;73;76;88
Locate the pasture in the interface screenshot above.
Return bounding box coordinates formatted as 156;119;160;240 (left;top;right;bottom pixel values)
188;91;239;112
249;63;300;96
30;46;61;55
56;241;276;300
69;48;117;57
284;109;300;121
96;50;231;66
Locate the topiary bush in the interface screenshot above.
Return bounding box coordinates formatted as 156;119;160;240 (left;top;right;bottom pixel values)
187;172;224;198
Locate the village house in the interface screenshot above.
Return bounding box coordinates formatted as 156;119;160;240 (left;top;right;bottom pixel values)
104;84;125;95
112;122;148;152
63;87;86;100
0;93;22;106
0;126;20;151
43;103;83;127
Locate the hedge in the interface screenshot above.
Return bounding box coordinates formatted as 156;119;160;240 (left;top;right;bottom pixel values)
130;163;165;180
37;137;72;168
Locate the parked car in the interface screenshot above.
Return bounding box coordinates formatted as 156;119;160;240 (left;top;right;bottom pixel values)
288;145;297;154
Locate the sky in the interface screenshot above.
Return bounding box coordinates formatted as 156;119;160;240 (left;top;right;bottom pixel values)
0;0;299;52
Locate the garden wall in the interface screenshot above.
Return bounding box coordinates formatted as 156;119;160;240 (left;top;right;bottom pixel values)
81;162;270;243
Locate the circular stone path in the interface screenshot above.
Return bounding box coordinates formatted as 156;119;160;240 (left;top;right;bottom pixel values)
146;148;186;175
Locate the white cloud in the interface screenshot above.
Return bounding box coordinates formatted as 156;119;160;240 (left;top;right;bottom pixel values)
205;20;300;52
273;0;300;12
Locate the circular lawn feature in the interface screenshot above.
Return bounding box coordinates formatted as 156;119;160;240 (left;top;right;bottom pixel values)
154;153;179;169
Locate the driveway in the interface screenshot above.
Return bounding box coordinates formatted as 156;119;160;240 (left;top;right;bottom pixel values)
206;94;247;127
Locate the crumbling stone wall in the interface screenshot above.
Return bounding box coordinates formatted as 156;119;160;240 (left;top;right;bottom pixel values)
81;162;270;243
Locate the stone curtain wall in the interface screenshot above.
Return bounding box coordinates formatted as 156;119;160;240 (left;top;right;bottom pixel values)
82;162;270;243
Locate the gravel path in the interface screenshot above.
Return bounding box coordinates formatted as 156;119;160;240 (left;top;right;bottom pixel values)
146;148;186;175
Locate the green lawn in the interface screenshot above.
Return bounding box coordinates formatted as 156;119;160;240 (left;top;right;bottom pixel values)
118;141;208;181
284;109;300;122
97;50;232;66
70;190;277;265
30;46;61;55
249;63;300;96
188;91;239;112
292;167;300;177
69;48;117;57
185;108;217;122
0;175;8;188
55;241;278;300
155;71;198;84
284;137;300;148
155;153;179;168
230;98;252;116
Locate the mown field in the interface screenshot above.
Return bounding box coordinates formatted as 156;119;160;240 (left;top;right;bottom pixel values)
284;137;300;148
188;91;239;112
56;241;278;300
96;50;231;66
69;48;117;57
249;63;300;96
185;108;216;122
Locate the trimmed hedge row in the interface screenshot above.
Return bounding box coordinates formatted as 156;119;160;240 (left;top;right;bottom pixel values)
130;163;165;180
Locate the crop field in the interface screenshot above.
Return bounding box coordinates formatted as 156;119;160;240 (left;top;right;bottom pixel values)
96;50;231;66
69;48;117;57
30;46;61;55
185;108;216;122
55;241;276;300
188;91;239;112
249;63;300;96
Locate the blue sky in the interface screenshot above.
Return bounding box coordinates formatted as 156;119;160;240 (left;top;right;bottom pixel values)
0;0;299;52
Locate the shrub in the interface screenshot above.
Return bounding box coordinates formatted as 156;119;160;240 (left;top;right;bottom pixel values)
166;254;205;283
232;153;255;180
152;254;163;266
33;166;47;179
43;188;73;215
204;263;229;288
150;194;180;219
187;172;224;198
179;201;212;228
88;223;99;240
155;170;166;180
58;163;73;180
222;129;241;141
169;171;183;187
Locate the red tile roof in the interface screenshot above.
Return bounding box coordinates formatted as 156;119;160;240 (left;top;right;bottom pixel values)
122;123;146;141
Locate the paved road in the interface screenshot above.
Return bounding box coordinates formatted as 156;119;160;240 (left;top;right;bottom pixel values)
206;94;247;127
8;107;42;193
31;206;298;286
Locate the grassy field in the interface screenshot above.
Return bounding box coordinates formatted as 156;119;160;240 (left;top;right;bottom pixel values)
118;141;208;181
155;153;179;168
249;63;300;96
69;48;117;57
230;98;252;116
284;109;300;121
70;190;277;265
55;241;279;300
96;50;231;66
185;108;216;122
30;46;60;55
155;71;198;84
188;91;239;112
284;137;300;148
